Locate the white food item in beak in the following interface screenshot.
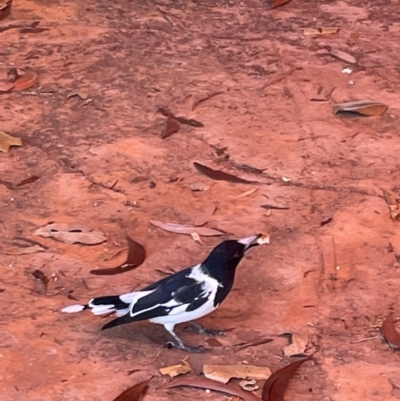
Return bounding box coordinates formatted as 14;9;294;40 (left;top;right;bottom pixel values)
256;233;270;244
238;233;270;248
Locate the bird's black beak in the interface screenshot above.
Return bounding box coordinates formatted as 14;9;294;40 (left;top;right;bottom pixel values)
238;233;270;250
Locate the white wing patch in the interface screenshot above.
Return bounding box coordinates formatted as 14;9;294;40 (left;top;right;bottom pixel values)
150;264;221;325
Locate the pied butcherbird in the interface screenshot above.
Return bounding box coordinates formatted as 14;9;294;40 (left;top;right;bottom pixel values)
62;233;269;352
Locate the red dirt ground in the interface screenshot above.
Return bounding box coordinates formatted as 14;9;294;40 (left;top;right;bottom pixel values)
1;1;400;400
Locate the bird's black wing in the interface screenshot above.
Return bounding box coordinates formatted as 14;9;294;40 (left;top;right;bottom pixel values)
102;265;209;330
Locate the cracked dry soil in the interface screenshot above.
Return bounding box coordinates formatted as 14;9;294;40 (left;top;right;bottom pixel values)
1;1;400;400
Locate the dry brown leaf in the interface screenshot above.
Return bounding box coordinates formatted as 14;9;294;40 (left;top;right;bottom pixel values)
34;223;107;245
303;27;339;36
91;236;145;275
16;175;40;186
161;116;180;139
0;131;22;152
328;48;357;64
190;182;210;191
113;378;151;401
236;188;259;198
159;362;191;377
271;0;292;9
150;220;224;236
5;245;45;255
382;189;400;221
12;70;38;91
282;333;309;357
262;358;311;401
193;203;217;227
203;364;271;384
0;0;12;21
333;99;388;117
162;376;261;401
381;312;400;349
31;269;49;290
194;162;258;185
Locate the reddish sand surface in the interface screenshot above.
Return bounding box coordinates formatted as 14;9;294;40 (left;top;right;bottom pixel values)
1;1;400;400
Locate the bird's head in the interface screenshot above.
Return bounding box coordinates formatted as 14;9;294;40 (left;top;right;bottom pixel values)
203;233;270;272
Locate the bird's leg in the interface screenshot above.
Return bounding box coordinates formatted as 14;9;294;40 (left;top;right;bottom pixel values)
164;324;204;353
186;322;226;336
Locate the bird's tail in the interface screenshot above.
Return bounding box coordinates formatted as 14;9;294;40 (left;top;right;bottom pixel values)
61;292;138;318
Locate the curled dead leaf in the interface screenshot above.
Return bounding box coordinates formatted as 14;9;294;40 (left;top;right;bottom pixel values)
0;131;22;152
262;358;311;401
113;378;151;401
194;162;258;185
12;69;38;91
381;312;400;349
150;220;224;236
162;376;261;401
34;223;107;245
193;203;217;227
90;236;146;275
203;364;271;384
333;99;388;117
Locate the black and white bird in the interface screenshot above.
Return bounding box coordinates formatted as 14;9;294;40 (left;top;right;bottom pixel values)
62;233;269;352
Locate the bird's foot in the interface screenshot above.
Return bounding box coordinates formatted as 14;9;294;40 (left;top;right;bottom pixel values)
185;323;226;337
165;341;205;353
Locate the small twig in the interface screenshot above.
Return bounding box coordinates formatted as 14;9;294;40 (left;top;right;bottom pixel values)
350;335;378;344
192;91;224;111
261;67;296;89
261;204;290;210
